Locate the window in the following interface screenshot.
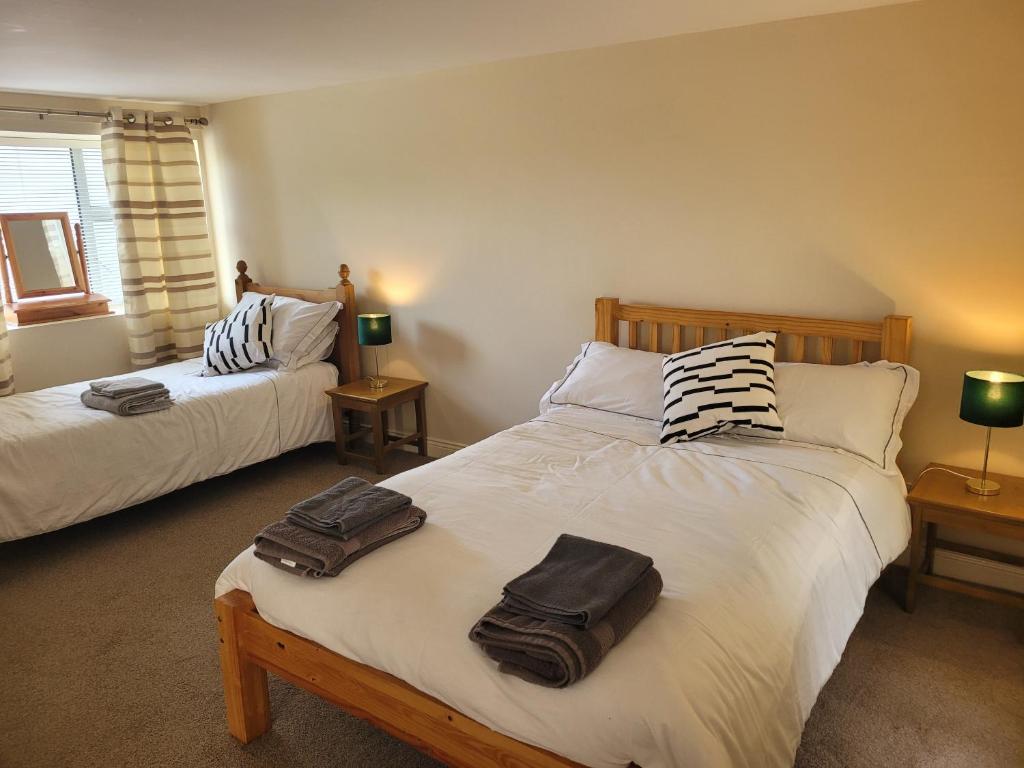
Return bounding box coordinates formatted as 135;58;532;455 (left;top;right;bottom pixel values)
0;138;123;307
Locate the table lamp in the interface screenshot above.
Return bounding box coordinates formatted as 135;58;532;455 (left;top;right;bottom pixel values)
959;370;1024;496
357;313;392;390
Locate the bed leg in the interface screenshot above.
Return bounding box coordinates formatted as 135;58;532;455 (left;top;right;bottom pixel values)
215;592;271;743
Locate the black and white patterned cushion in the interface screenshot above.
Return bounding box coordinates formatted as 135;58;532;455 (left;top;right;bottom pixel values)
661;331;783;443
201;294;275;376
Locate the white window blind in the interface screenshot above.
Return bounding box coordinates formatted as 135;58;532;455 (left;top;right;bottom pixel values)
0;141;123;306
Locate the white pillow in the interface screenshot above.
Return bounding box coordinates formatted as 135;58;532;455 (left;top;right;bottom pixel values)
768;361;919;470
202;293;275;376
243;292;340;371
540;341;664;420
661;332;783;443
267;322;338;371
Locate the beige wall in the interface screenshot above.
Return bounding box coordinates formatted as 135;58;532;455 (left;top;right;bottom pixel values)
7;314;132;391
205;0;1024;482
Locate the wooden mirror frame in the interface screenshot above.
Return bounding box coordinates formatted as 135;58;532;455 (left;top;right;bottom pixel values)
0;211;89;301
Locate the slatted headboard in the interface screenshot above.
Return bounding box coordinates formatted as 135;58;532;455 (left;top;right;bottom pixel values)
595;298;912;364
235;260;360;383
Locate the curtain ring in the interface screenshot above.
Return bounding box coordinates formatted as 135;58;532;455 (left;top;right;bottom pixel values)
161;116;173;126
125;113;137;124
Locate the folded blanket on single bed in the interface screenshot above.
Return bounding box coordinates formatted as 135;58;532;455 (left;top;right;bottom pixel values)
254;505;426;577
286;477;412;540
80;389;173;416
470;565;663;688
88;377;166;398
500;533;654;628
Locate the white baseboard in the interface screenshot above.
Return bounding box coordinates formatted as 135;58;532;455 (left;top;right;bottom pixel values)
392;433;466;459
346;414;466;460
932;549;1024;594
420;436;466;459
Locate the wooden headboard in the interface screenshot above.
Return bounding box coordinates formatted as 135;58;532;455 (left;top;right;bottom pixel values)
595;298;912;364
235;260;360;383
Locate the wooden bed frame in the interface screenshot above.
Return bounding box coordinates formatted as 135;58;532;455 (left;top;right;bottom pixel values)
234;260;361;383
215;299;913;768
594;298;912;364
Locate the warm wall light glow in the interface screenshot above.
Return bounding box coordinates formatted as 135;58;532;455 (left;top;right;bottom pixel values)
929;305;1024;354
379;278;423;305
363;261;434;306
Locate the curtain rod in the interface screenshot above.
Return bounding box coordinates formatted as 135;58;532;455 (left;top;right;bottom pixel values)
0;105;209;127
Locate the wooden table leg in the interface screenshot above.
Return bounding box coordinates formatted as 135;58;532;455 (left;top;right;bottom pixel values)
381;410;390;444
331;398;348;465
371;404;386;474
905;504;923;613
415;391;428;457
924;521;938;575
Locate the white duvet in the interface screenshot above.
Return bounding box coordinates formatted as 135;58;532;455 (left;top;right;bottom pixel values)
0;359;335;541
216;404;910;768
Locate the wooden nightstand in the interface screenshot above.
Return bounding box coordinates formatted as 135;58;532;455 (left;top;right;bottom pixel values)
905;463;1024;612
325;378;428;474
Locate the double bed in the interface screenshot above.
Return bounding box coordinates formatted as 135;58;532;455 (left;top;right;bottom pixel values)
214;300;914;768
0;262;359;542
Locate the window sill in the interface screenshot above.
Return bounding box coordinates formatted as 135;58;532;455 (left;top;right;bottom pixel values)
6;305;125;332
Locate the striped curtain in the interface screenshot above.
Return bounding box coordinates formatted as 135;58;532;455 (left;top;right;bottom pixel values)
0;310;12;396
100;110;219;367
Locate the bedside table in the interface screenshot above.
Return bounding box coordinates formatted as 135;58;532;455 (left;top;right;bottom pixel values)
325;378;428;474
905;463;1024;612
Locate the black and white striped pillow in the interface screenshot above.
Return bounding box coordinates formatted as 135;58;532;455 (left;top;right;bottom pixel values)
661;331;783;444
201;294;275;376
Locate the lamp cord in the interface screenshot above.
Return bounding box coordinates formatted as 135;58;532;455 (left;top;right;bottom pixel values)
910;466;974;488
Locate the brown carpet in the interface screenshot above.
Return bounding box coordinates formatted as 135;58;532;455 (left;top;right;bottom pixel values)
1;442;1021;768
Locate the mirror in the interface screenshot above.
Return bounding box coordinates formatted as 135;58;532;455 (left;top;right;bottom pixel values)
0;212;85;300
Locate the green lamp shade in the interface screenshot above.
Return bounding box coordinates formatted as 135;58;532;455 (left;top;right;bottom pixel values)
959;370;1024;428
357;313;392;346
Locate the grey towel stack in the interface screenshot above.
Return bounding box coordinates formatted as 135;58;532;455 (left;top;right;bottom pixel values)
469;534;662;688
81;377;173;416
286;477;413;538
253;477;425;577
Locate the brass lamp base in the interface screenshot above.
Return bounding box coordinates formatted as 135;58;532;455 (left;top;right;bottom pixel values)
367;346;388;389
965;477;1000;496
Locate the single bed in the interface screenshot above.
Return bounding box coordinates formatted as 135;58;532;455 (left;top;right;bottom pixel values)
0;262;359;542
214;300;913;768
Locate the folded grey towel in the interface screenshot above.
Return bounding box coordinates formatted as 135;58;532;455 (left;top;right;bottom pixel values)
470;566;663;688
286;477;412;540
500;534;654;629
80;389;173;416
89;377;166;398
254;505;426;577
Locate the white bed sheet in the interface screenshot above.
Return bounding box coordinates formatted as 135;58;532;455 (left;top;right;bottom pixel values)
0;359;335;541
216;404;910;768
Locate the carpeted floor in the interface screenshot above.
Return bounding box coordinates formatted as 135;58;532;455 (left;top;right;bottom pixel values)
1;443;1021;768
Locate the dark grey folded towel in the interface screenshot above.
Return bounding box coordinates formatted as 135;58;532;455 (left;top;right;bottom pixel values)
254;505;426;577
470;566;663;688
89;377;165;398
500;534;654;629
80;389;173;416
286;477;412;540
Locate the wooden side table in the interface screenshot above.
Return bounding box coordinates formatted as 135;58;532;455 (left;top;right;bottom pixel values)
325;378;428;474
905;463;1024;612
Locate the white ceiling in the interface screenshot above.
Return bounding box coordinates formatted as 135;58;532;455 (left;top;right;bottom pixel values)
1;0;911;105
